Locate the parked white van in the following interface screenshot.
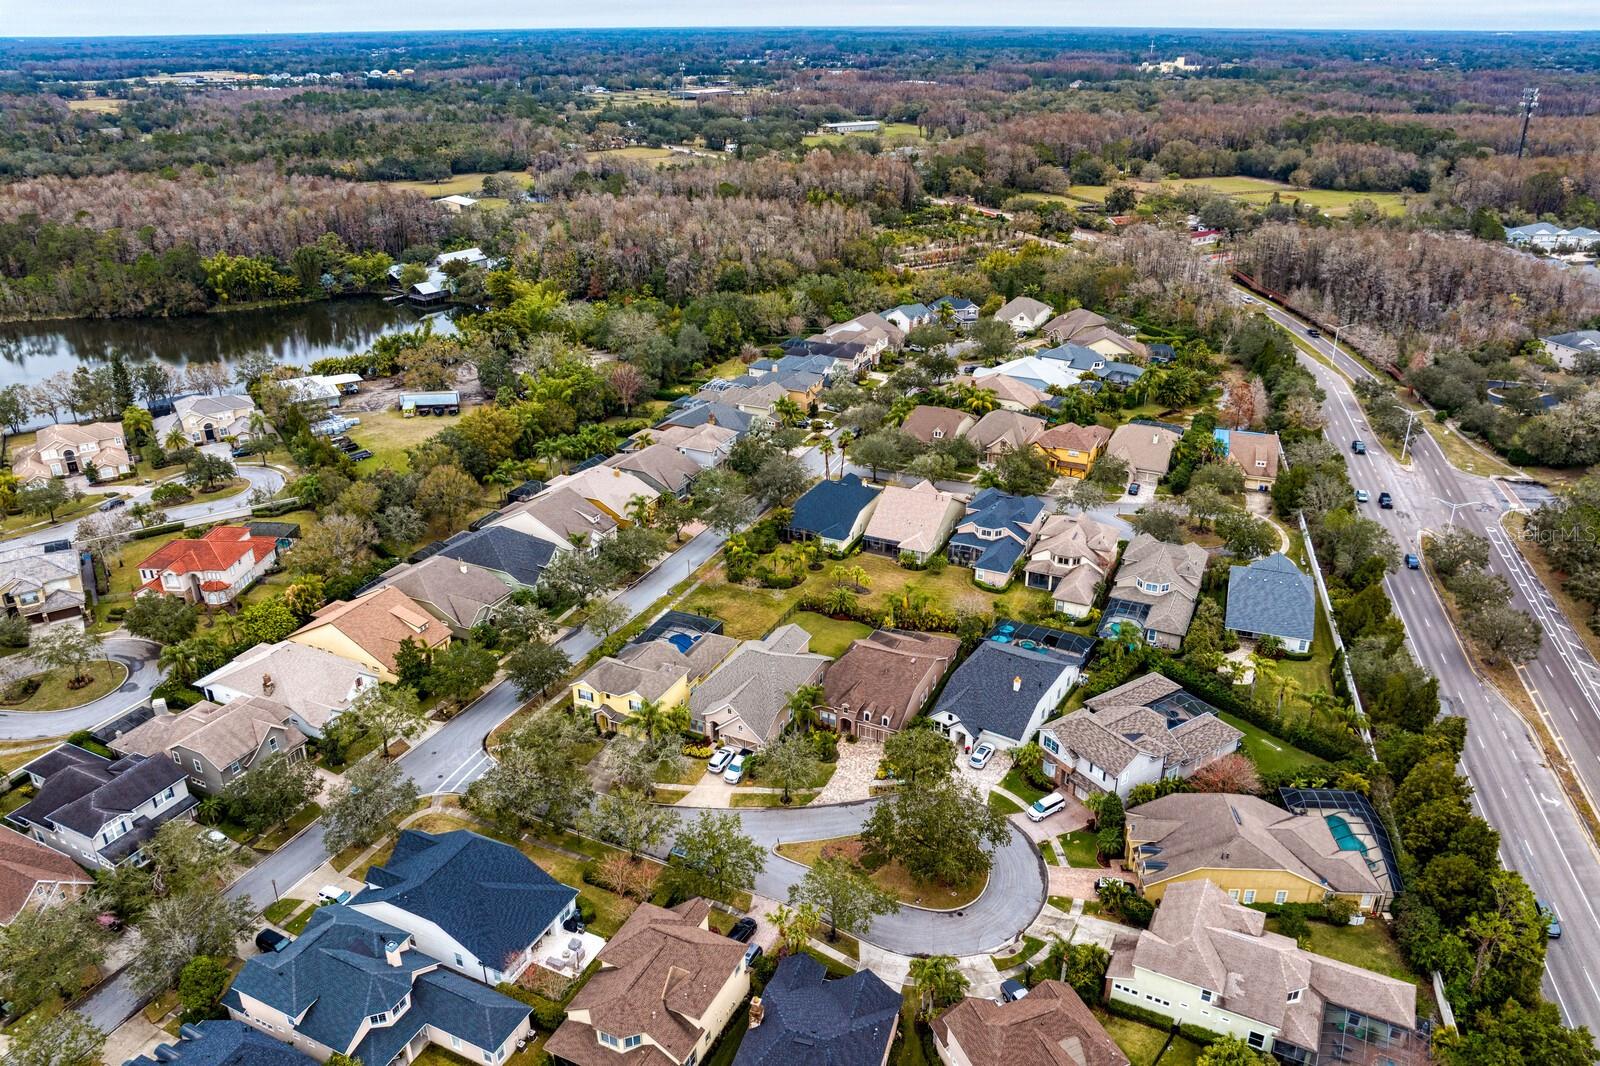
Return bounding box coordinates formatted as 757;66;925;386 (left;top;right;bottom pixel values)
1027;792;1067;822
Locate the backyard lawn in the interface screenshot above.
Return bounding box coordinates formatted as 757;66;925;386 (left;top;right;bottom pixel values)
791;611;872;657
803;121;926;146
1219;711;1325;777
776;835;988;909
353;409;468;473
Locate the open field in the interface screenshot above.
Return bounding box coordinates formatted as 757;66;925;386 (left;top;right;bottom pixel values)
380;171;525;197
1029;177;1410;217
66;97;125;113
803;121;927;146
352;408;466;472
585;146;681;165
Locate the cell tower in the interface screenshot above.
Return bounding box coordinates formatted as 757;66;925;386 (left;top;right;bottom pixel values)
1516;87;1540;160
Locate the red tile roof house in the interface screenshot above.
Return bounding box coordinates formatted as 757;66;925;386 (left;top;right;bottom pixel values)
135;526;281;608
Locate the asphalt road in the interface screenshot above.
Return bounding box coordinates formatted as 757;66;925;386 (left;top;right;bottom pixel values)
0;637;162;737
1249;291;1600;1030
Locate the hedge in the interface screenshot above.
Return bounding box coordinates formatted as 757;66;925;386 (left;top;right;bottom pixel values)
129;520;187;541
250;499;303;518
1152;655;1358;762
1104;996;1179;1030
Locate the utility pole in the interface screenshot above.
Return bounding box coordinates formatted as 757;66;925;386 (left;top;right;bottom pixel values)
1516;87;1540;160
1399;409;1421;463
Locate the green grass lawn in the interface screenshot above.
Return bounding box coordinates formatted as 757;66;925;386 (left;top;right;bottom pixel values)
283;902;320;935
991;934;1044;970
4;660;128;711
381;171;526;197
352;409;467;473
998;767;1049;805
1033;176;1409;218
1098;1013;1172;1066
802;121;926;146
791;611;872;657
262;897;301;924
1219;711;1326;776
730;790;819;808
1058;829;1101;868
585;146;678;164
988;792;1025;816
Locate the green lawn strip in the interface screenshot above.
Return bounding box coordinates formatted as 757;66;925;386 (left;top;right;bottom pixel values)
1096;1012;1171;1066
998;767;1048;806
803;944;858;974
262;897;301;924
777;836;987;909
745;760;834;792
988;792;1025;816
4;660;128;711
1057;829;1101;868
729;790;818;808
791;610;872;657
1157;1035;1205;1066
991;934;1045;970
1217;711;1325;777
284;903;321;935
256;802;323;851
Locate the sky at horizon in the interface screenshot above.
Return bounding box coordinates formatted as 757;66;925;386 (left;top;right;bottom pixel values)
9;1;1600;37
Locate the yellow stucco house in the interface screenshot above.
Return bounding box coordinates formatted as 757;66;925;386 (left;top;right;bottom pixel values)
1125;792;1390;913
571;631;738;733
287;586;451;684
1032;422;1112;479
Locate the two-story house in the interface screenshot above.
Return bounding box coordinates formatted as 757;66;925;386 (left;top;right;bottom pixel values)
12;745;197;869
1106;880;1423;1065
962;410;1046;465
0;542;87;629
1023;513;1120;619
195;640;379;739
134;525;281;607
1033;423;1112;479
1104;423;1182;489
785;473;882;553
497;486;619;554
152;394;261;446
1039;674;1242;801
109;695;308;795
1098;534;1208;650
690;625;828;748
946;490;1050;589
11;422;133;485
351;829;579;987
1214;429;1283;492
822;629;959;742
545;899;750;1066
929;629;1091;753
993;297;1054;335
224;906;533;1066
288;586;451;683
0;825;94;926
572;628;738;735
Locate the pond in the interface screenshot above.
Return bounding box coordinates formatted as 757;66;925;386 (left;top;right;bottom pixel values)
0;298;455;413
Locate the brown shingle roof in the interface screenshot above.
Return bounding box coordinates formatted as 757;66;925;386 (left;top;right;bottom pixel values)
823;630;959;732
965;410;1047;455
1224;431;1282;480
1033;423;1112;454
291;586;450;673
111;695;306;769
901;405;975;445
0;826;92;924
1105;424;1181;479
933;981;1129;1066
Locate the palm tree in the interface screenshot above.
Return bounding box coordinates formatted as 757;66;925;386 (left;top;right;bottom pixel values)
772;397;805;427
633;699;688;743
121;405;154;454
785;684;826;734
818;439;836;480
196;796;225;825
163;425;188;453
909;956;969;1021
535;437;567;475
158;642;199;684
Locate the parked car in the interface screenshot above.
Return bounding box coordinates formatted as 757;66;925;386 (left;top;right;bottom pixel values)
744;943;763;967
316;885;351;906
255;928;291;953
727;917;757;943
968;743;996;769
1351;440;1366;454
1378;492;1394;509
1355;489;1370;503
707;747;735;775
1405;554;1421;570
723;753;747;785
97;497;126;512
1027;792;1067;823
1127;483;1141;496
1538;899;1562;938
999;979;1029;1003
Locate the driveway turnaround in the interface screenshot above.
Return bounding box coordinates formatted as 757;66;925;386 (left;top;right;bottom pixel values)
0;637;163;740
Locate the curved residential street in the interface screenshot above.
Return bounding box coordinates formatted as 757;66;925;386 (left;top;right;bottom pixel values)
0;637;163;737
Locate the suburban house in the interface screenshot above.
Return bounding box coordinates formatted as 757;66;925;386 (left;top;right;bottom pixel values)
659;398;757;437
822;629;960;742
110;695;308;795
1038;342;1106;374
603;442;703;496
351;829;580;986
224;906;533;1066
1098;534;1208;649
1042;307;1112;345
969;374;1054;413
1124;792;1388;912
1094;361;1146;387
549;466;659;524
10;422;132;485
883;302;934;333
498;486;618;553
195;640;378;739
573;629;739;734
861;480;965;564
1507;222;1600;252
0;825;93;926
645;423;739;468
735;954;900;1066
1105;423;1182;487
713;379;789;419
931;296;980;324
545;899;750;1066
1075;326;1150;364
785;473;882;552
383;556;514;631
689;624;828;747
0;542;87;629
929;632;1089;752
963;410;1046;464
933;980;1128;1066
12;745;197;869
129;1021;316;1066
289;585;452;683
133;524;281;607
946;490;1050;588
1033;423;1112;478
152;394;260;445
973;356;1083;393
435;525;559;590
1542;329;1600;370
1106;880;1423;1065
994;296;1054;335
1040;674;1243;801
1214;429;1283;491
901;405;977;445
1226;554;1316;654
1023;513;1121;618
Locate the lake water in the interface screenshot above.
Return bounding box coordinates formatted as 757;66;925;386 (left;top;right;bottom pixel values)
0;298;455;396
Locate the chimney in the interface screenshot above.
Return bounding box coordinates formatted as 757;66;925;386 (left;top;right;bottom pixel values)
260;673;275;694
1012;676;1022;693
385;940;403;967
748;997;764;1028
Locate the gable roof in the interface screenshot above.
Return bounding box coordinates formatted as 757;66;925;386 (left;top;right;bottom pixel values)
974;356;1083;392
965;410;1047;454
1106;423;1181;476
383;556;514;629
1125;792;1382;896
1216;429;1282;479
504;486;619;544
1226;554;1315;642
604;442;703;494
968;374;1053;411
128;1020;317;1066
996;296;1052;322
550;465;658;518
863;480;963;554
1105;535;1208;638
195;641;378;732
933;980;1129;1066
1043;307;1110;338
659;401;756;435
111;695;306;769
1038;342;1106;371
1045;700;1242;778
691;625;828;744
1546;329;1600;350
13;746;194;860
823;629;960;732
436;525;559;589
951;490;1050;574
1034;423;1112;454
901;405;974;444
291;586;450;674
0;825;92;924
137;525;279;578
734;954;901;1066
787;473;882;541
354;829;577;965
932;640;1077;744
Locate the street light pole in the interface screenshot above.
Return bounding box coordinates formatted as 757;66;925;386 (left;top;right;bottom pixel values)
1399;409;1421;463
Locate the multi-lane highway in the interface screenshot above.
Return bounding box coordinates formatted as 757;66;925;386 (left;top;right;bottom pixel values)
1249;292;1600;1029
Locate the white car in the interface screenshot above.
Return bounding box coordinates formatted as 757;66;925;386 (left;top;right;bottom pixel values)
968;743;996;769
723;753;747;785
707;747;735;775
316;885;351;906
1027;792;1067;823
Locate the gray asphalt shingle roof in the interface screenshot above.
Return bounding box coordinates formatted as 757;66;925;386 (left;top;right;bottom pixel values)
733;954;901;1066
1225;553;1315;643
127;1021;316;1066
788;473;881;541
13;746;191;842
436;526;559;588
932;640;1075;743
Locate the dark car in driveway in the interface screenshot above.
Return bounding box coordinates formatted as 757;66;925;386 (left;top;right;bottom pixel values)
727;917;757;943
255;928;291;953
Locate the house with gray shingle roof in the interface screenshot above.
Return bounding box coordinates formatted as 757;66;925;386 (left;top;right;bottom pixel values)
929;638;1086;752
690;625;828;748
351;829;578;986
12;745;197;870
785;473;882;551
128;1020;317;1066
734;954;900;1066
946;490;1050;588
224;906;532;1066
1098;534;1208;650
1225;553;1315;653
1543;329;1600;371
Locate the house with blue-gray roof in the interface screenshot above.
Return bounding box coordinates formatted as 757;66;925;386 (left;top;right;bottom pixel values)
1094;361;1146;387
947;490;1050;588
929;634;1088;752
883;303;934;333
785;473;882;552
1038;343;1107;373
351;829;578;986
733;954;900;1066
127;1021;316;1066
1225;553;1316;654
930;295;979;324
224;905;532;1066
658;401;755;437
